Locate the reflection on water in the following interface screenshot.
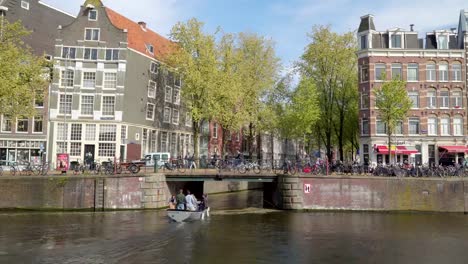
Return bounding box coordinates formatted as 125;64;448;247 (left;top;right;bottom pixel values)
0;191;468;263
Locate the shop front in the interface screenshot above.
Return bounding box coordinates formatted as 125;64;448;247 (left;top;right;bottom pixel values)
374;145;420;165
0;140;46;165
438;146;468;166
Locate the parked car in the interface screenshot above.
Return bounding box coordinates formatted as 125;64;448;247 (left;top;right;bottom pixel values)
142;153;171;168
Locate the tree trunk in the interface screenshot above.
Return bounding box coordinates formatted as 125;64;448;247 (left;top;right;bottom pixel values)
387;133;392;165
256;133;262;161
248;122;254;159
221;127;228;158
270;133;274;167
193;121;200;165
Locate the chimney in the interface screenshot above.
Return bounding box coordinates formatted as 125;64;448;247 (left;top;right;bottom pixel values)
138;21;147;30
410;24;414;31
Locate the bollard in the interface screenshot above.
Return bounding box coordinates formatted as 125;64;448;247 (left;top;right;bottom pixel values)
153;156;159;173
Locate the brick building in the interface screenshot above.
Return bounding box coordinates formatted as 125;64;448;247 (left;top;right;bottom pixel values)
357;12;468;166
0;0;73;164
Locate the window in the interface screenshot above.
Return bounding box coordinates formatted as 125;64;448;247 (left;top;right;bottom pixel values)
21;1;29;10
57;142;68;154
57;123;68;141
85;124;96;141
407;64;418;81
71;124;82;141
121;125;127;142
161;132;168;152
360;35;368;49
452;63;462;81
98;143;116;157
16;117;28;133
452;91;463;108
60;70;74;87
391;34;402;48
150;62;159;74
391;63;402;80
360;66;369;82
85;28;100;41
82;72;96;88
394;121;403;135
35;97;44;108
62;47;76;59
213;123;218;138
102;96;115;116
453;117;464;136
147;44;154;54
103;72;117;89
427;90;437;108
163;107;171;123
440;116;450;135
172;109;179;125
173;89;180;105
361;119;369;135
440;90;449;108
165;86;172;102
408;92;419;108
105;49;119;61
142;129;148;152
408;118;420;135
70;143;82;157
81;95;94;115
428;117;438;136
175;75;181;87
376;120;387;134
59;94;72;115
146;103;155;120
439;63;448;82
84;48;98;60
88;10;98;21
99;125;117;142
171;133;177;155
33;116;43;133
186;112;192;127
148;81;156;98
1;116;11;132
438;35;448;49
426;63;436;81
375;64;386;81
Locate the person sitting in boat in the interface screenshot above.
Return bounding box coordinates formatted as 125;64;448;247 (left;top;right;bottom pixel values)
185;190;198;211
168;195;176;209
176;189;186;210
199;194;208;211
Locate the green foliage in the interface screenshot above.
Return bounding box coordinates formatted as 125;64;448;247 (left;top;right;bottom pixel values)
0;21;47;118
373;77;412;136
298;25;359;160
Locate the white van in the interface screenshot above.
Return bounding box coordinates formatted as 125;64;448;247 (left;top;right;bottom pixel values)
143;153;171;168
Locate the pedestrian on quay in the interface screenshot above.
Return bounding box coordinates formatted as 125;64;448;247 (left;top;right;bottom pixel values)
176;189;186;210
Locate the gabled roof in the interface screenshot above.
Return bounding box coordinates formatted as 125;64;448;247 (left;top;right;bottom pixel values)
105;7;176;62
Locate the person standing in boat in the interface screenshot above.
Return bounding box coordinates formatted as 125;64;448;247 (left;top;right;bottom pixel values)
185;190;198;211
176;189;186;210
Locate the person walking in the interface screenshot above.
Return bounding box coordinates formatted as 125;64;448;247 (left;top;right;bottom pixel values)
176;189;185;210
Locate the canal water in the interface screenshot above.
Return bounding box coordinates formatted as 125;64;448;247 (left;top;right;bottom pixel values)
1;191;468;264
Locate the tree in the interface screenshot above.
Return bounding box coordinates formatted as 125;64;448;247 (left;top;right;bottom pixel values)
373;77;412;164
167;18;219;160
298;25;358;162
236;33;280;159
0;20;47;118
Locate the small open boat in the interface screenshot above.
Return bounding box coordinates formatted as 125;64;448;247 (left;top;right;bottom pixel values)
167;208;210;223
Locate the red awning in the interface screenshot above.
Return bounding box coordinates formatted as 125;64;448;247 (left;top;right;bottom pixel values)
439;146;468;153
376;145;419;155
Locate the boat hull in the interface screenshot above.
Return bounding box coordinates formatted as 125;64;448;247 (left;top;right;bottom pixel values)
167;208;210;223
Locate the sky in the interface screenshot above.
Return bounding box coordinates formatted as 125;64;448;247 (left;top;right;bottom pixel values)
43;0;467;70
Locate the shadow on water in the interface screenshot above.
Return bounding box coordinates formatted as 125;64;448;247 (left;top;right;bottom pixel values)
1;191;468;263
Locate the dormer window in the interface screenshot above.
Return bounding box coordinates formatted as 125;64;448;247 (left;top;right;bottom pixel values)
360;35;368;50
88;10;98;21
391;34;402;48
146;44;154;54
438;35;448;49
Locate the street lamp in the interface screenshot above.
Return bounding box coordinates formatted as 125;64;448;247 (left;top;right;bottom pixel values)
0;6;8;41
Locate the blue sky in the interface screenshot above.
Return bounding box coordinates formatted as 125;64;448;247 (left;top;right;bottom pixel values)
44;0;467;70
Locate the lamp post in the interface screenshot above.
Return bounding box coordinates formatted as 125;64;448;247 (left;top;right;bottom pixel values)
0;6;8;41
